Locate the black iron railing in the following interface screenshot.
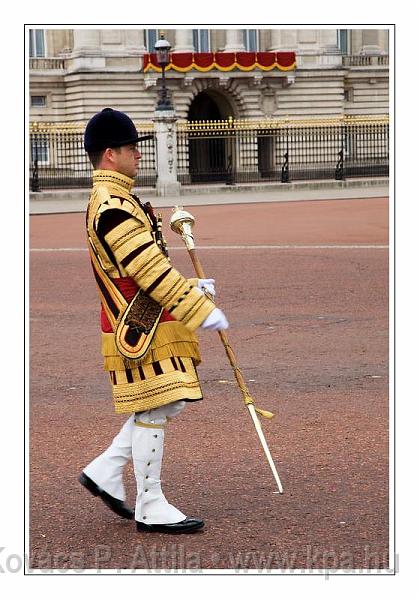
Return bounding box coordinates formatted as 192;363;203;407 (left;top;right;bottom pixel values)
29;117;388;191
29;123;157;191
177;117;389;185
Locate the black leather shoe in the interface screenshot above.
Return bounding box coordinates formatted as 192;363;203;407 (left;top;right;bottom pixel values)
136;518;204;534
78;472;134;520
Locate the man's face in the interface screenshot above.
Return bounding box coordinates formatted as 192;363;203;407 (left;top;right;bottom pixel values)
112;143;141;178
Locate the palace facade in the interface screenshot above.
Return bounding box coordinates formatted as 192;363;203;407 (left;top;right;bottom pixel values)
29;28;390;124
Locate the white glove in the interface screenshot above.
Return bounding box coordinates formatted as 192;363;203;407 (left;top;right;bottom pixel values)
200;308;229;331
197;278;216;298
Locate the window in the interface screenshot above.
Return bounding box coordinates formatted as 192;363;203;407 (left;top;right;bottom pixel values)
31;140;49;164
243;29;258;52
146;29;159;52
193;29;210;53
31;95;46;107
338;30;349;55
29;29;45;57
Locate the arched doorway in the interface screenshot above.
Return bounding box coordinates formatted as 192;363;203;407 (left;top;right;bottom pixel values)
187;90;235;183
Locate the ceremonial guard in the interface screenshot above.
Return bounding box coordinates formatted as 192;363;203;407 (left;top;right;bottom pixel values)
79;108;229;534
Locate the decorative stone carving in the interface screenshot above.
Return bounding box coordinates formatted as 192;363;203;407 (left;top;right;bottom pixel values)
153;110;181;196
167;122;174;173
282;74;296;87
144;74;158;88
262;89;276;117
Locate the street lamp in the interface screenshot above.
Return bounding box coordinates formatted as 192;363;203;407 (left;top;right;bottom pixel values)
155;32;173;111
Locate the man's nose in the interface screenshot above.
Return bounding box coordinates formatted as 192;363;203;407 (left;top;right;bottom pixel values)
135;149;141;159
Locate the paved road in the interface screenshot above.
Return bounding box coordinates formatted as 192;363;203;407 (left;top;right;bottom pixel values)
29;197;389;571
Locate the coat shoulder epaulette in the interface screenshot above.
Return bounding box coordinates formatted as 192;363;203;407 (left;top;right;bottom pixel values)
92;185;147;232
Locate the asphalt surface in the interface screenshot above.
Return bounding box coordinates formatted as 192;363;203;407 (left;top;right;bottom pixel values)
29;197;389;571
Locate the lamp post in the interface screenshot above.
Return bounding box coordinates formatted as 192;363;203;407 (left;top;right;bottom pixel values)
153;31;180;196
155;32;173;111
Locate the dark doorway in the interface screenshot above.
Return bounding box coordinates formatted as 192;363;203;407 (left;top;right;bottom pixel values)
188;91;225;121
187;91;233;183
258;134;275;178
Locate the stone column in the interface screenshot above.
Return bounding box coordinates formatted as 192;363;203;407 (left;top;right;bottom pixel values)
153;110;181;196
318;29;341;66
378;29;389;53
269;29;282;51
67;28;105;71
270;29;297;51
174;29;194;53
319;29;339;53
125;29;146;53
72;29;101;54
297;29;320;50
360;29;382;54
223;29;245;52
350;30;362;54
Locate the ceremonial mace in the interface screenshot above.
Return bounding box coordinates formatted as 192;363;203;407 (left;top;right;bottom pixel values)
170;206;284;494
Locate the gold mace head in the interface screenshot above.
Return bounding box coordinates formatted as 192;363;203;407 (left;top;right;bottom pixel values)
170;206;196;250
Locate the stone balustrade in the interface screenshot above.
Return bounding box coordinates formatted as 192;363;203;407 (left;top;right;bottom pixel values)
29;57;66;70
29;54;390;72
342;55;389;67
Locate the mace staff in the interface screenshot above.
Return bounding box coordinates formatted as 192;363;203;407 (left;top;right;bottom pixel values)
169;206;284;494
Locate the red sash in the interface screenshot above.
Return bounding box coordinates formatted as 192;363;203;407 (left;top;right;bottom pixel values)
101;277;175;333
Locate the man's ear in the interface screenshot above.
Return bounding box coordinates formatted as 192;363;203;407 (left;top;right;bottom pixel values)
103;147;115;162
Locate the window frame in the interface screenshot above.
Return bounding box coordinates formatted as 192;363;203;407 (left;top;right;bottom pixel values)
146;29;160;53
243;29;259;52
29;29;46;58
31;95;47;108
193;29;210;53
337;29;349;55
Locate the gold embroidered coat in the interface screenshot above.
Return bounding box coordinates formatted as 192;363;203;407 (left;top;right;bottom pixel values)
86;170;215;413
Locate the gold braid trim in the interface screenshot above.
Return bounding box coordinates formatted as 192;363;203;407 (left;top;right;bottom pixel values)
134;421;165;429
101;321;201;370
112;366;203;413
92;170;135;193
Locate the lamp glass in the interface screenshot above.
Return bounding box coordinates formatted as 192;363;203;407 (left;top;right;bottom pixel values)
155;35;171;66
156;48;169;66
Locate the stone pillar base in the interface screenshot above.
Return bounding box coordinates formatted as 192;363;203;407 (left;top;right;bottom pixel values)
156;181;181;197
66;55;106;72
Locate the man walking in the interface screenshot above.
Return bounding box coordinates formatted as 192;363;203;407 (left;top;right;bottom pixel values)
79;108;228;534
